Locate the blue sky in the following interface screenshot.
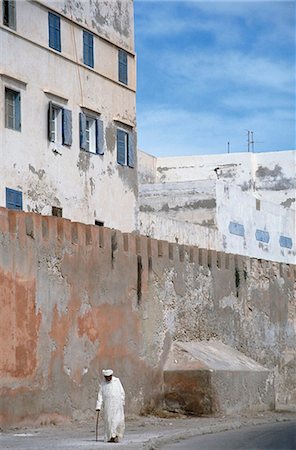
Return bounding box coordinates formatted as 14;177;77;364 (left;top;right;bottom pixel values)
134;0;295;157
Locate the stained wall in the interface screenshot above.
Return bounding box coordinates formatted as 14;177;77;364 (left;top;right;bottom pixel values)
0;208;295;425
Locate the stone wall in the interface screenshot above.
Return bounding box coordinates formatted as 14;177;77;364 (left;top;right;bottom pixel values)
0;208;295;425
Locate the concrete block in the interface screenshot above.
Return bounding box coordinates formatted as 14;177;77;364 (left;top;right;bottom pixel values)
164;341;275;416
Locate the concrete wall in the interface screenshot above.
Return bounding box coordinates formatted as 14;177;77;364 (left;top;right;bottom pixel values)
0;208;295;425
138;150;295;263
0;0;137;231
147;150;296;208
139;180;217;227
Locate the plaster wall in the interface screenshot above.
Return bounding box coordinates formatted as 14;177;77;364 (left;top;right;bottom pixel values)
38;0;135;53
139;181;295;264
139;180;216;227
0;208;295;425
0;0;137;231
139;150;296;208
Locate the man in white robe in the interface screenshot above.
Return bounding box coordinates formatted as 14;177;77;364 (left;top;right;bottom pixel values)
96;369;125;443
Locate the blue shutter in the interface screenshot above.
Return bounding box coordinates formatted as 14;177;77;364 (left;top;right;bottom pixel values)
255;230;270;243
83;31;87;64
96;119;104;155
279;236;293;249
15;92;21;131
6;188;22;210
118;50;128;84
62;108;72;146
48;102;54;142
89;33;94;67
79;113;87;149
117;129;126;165
49;13;61;52
228;222;245;237
128;131;135;168
83;31;94;67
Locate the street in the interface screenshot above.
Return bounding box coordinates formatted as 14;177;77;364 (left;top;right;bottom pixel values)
161;420;296;449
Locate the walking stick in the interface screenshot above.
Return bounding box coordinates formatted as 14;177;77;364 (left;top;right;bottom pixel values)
95;410;100;442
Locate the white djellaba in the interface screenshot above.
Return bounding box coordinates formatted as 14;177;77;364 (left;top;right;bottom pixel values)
96;370;125;442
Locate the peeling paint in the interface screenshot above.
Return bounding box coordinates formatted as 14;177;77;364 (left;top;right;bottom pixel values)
29;164;45;180
281;198;295;208
77;151;91;173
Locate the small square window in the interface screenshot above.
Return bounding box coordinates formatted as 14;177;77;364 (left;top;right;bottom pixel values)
85;116;96;153
83;31;94;68
5;88;21;131
49;105;62;143
116;128;135;167
48;12;61;52
118;49;128;85
79;113;104;155
6;187;22;210
95;220;104;227
3;0;16;29
48;103;72;146
52;206;62;217
117;129;128;165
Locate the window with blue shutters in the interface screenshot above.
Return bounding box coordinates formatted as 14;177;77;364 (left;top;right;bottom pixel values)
5;88;21;131
117;128;135;167
3;0;16;29
48;12;61;52
83;31;94;68
118;49;128;85
48;102;72;146
6;188;22;210
79;112;104;154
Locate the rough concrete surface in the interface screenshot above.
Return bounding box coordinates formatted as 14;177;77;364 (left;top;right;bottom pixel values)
1;412;295;450
0;208;295;426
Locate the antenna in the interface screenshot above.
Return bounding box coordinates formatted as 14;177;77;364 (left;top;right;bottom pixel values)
227;141;230;153
245;130;258;152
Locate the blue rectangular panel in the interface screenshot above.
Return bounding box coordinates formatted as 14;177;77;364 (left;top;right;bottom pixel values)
48;13;61;52
279;236;293;249
229;221;245;237
255;229;270;243
6;187;23;210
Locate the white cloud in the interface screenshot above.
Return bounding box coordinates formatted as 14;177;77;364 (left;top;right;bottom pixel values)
137;106;295;156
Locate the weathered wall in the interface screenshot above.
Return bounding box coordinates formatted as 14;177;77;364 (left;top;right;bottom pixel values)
0;0;137;231
39;0;135;52
139;180;295;264
0;208;295;426
143;150;296;208
138;150;295;264
139;180;216;227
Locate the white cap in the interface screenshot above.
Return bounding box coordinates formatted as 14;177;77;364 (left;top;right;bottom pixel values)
102;369;113;377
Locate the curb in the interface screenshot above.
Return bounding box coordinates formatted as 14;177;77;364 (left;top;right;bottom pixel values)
142;415;296;449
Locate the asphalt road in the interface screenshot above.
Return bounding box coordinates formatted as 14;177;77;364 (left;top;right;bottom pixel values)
161;421;296;449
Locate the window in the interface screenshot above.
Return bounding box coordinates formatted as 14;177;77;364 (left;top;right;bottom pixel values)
48;12;61;52
5;88;21;131
118;49;128;85
83;31;94;68
6;187;22;210
117;128;134;167
3;0;16;29
95;220;104;227
79;113;103;154
52;206;62;217
48;102;72;146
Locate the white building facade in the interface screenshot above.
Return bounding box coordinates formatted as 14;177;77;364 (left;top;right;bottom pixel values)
0;0;137;231
138;150;296;264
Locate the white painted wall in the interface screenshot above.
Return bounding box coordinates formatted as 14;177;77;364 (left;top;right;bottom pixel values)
138;150;295;263
140;150;295;208
0;0;137;231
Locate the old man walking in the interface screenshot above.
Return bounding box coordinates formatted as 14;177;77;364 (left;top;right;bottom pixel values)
96;369;125;443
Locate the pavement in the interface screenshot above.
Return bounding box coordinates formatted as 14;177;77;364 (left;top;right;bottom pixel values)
1;410;295;450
